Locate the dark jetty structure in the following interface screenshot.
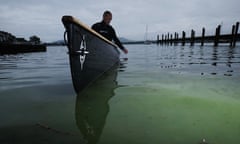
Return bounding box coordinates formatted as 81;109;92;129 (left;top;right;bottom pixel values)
157;22;240;47
0;31;46;54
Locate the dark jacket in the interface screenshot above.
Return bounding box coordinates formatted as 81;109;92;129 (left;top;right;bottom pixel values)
92;21;125;50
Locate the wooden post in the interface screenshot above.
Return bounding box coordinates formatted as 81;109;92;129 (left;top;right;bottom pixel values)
157;35;160;45
174;32;176;45
233;22;239;47
214;25;221;47
182;31;186;46
175;32;178;45
176;33;179;45
167;33;170;45
170;34;173;45
230;25;235;47
162;34;164;45
190;29;195;46
201;27;205;46
165;35;167;44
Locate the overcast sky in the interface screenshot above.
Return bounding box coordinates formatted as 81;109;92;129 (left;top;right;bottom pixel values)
0;0;239;42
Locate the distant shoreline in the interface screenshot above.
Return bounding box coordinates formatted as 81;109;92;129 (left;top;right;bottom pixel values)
0;43;46;54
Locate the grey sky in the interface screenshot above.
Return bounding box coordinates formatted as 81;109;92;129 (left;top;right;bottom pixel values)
0;0;239;42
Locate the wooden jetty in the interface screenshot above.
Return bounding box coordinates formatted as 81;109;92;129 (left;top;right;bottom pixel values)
157;22;240;47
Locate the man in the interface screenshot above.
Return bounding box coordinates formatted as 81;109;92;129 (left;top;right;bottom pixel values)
92;11;128;54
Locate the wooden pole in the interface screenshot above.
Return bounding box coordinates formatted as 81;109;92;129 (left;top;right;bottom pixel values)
162;34;164;45
214;26;218;47
201;27;205;46
174;32;176;45
170;34;173;45
176;33;179;45
214;25;221;47
182;31;186;46
233;22;239;47
190;29;195;46
230;25;235;47
175;32;178;45
157;35;160;45
165;35;167;44
167;33;170;45
176;32;179;45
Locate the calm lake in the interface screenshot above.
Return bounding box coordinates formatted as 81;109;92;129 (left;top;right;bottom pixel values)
0;44;240;144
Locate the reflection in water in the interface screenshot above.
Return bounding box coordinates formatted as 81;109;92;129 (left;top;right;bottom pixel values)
212;47;218;66
199;47;204;60
75;69;118;144
153;44;240;76
227;47;235;68
224;47;235;76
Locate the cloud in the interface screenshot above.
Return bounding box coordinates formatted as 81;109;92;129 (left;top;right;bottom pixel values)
0;0;239;41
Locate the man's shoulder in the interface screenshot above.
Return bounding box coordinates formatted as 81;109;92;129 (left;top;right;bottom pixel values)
91;22;115;31
108;25;115;32
93;22;102;26
91;22;102;29
108;24;114;29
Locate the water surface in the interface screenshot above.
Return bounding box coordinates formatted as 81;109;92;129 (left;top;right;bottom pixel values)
0;44;240;144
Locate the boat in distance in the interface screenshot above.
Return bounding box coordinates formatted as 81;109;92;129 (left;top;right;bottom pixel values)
62;15;120;93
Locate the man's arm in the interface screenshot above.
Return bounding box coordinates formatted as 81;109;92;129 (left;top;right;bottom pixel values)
112;28;128;54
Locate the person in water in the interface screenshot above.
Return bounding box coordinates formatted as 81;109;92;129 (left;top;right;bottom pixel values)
92;11;128;54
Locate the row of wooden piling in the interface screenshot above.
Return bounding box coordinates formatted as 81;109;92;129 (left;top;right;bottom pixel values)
157;22;239;47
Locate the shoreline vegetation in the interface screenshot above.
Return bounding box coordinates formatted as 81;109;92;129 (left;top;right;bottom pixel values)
0;31;46;54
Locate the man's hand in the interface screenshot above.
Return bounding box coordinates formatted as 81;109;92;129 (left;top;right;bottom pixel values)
123;48;128;54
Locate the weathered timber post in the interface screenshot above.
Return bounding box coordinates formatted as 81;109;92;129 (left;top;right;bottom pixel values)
167;33;170;45
175;32;179;45
165;35;167;44
174;32;177;45
201;27;205;46
176;33;179;45
170;34;173;45
230;25;235;47
214;25;221;47
233;22;239;47
162;34;164;45
157;35;160;45
190;29;195;46
182;31;186;46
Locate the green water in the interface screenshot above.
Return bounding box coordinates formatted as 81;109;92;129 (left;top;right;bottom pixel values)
104;73;240;144
0;45;240;144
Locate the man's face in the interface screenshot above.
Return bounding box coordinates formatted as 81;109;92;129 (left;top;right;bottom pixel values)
103;14;112;25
